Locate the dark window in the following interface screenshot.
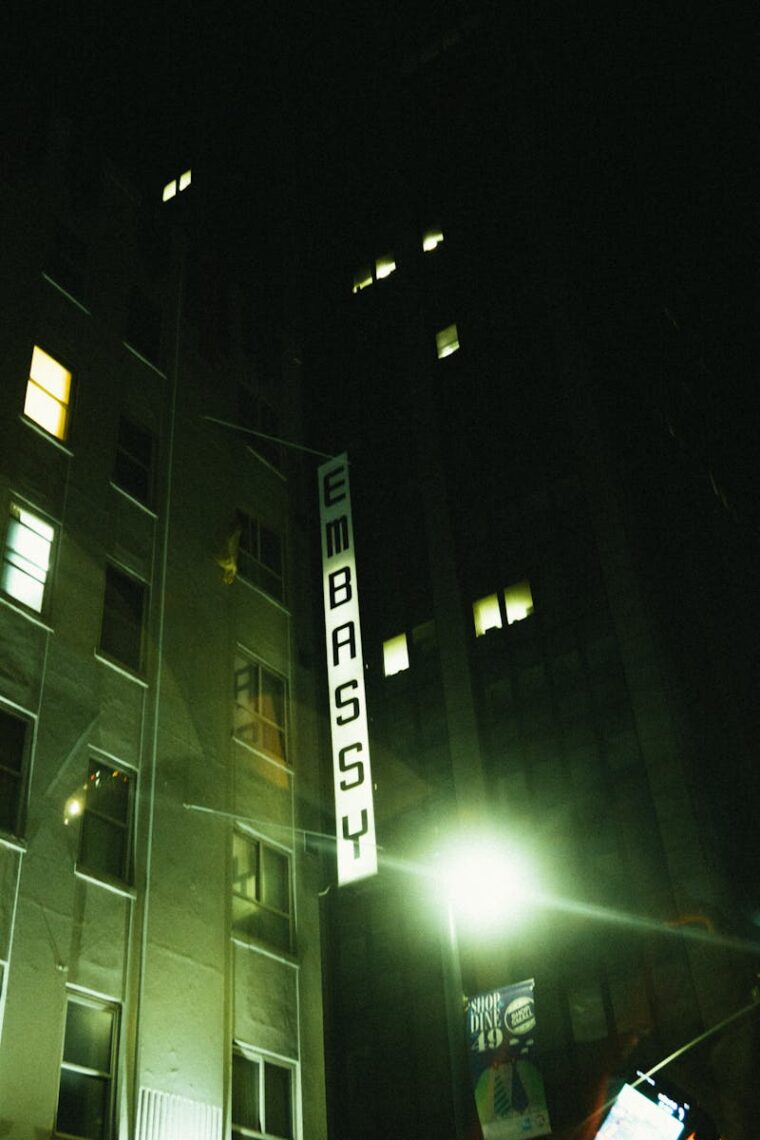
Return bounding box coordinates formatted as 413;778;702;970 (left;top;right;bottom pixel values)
99;565;146;672
232;833;292;952
45;221;87;302
236;510;284;601
125;288;162;365
233;654;287;762
56;996;118;1140
232;1050;294;1140
113;417;154;506
79;760;133;881
0;707;28;836
237;383;283;470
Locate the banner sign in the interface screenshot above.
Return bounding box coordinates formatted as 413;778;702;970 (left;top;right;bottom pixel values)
465;979;551;1140
318;453;377;885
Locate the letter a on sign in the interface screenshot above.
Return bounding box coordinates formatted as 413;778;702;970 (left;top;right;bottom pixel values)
319;453;378;885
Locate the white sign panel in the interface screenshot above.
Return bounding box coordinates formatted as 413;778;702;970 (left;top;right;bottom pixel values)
318;452;377;885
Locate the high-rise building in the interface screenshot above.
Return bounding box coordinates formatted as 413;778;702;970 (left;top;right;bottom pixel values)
303;6;759;1139
0;113;328;1139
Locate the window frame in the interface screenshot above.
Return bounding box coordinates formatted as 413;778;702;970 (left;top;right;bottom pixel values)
235;509;284;602
231;830;293;954
232;1043;297;1140
233;652;288;766
77;757;135;885
97;562;148;675
112;415;155;508
0;703;32;839
55;992;119;1140
1;499;57;616
23;344;74;443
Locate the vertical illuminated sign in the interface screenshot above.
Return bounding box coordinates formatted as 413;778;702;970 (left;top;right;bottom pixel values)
318;453;377;885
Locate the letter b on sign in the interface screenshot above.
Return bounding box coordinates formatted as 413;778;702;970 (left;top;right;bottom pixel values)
329;567;352;609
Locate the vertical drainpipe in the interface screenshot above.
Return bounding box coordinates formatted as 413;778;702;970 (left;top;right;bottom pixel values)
131;222;186;1135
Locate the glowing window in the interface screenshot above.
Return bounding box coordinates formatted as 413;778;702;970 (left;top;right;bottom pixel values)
233;654;288;763
162;168;191;202
422;228;444;252
375;254;396;280
473;594;502;637
435;324;459;359
383;634;409;677
504;580;534;624
352;266;373;294
78;759;134;882
232;832;292;952
24;346;72;441
1;503;55;613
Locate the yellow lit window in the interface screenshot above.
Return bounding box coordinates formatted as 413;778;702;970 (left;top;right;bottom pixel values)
504;580;534;624
422;228;444;252
162;168;191;202
375;254;396;280
179;169;192;191
352;266;373;294
436;324;459;359
162;180;177;202
24;346;72;441
383;633;409;677
473;594;502;637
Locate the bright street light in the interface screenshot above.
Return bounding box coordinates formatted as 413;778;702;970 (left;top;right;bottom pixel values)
436;833;544;935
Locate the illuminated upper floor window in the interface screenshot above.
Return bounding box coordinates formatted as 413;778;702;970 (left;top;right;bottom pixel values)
233;653;288;763
504;580;534;624
352;266;373;294
24;346;72;441
162;168;192;202
436;323;459;359
422;228;444;252
473;594;502;637
375;254;396;280
383;633;409;677
2;502;55;614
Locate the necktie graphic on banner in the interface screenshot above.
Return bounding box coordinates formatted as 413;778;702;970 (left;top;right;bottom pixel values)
318;453;378;885
466;979;551;1140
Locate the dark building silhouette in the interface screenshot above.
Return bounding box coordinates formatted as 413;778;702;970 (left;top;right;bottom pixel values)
303;5;760;1138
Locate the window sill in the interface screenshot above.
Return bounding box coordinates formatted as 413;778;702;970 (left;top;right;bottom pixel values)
123;341;167;378
109;480;158;518
41;273;92;315
232;735;292;776
94;650;148;687
236;575;291;617
75;864;137;899
19;414;74;457
0;593;54;632
0;830;27;854
231;934;298;968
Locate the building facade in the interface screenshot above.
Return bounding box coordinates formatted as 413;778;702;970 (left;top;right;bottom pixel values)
0;118;328;1140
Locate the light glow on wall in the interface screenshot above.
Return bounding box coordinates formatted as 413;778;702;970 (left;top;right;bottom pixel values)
382;633;409;676
473;594;502;637
504;580;534;624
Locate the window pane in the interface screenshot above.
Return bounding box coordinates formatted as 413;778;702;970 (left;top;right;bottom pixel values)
63;1001;114;1072
504;580;534;624
23;382;69;439
0;710;29;776
87;763;131;824
233;834;258;901
232;1052;260;1131
383;634;409;677
435;323;459;359
57;1069;110;1140
260;670;285;728
80;811;127;880
100;566;145;670
2;563;45;611
263;846;289;914
473;594;502;637
265;1062;293;1139
30;345;72;403
0;769;22;833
